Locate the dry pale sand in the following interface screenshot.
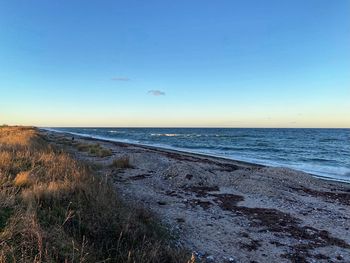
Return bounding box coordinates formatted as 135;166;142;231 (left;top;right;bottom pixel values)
43;130;350;263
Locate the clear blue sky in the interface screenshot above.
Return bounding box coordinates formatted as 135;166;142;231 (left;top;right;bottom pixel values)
0;0;349;127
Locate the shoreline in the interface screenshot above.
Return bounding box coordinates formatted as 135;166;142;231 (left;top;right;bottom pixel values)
41;128;349;184
43;128;350;262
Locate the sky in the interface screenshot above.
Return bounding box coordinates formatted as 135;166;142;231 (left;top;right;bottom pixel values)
0;0;349;128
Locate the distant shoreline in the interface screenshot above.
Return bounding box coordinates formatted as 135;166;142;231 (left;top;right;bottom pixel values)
41;127;263;166
41;128;350;184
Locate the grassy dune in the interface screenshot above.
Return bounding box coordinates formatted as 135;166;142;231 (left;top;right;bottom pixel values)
0;127;189;262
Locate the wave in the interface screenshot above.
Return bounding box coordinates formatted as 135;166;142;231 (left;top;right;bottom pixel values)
151;133;180;137
319;138;342;142
150;133;256;139
108;130;126;134
286;163;350;182
308;158;334;163
254;142;271;147
150;133;203;137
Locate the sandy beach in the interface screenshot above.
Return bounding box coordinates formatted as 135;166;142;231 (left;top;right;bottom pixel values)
43;130;350;263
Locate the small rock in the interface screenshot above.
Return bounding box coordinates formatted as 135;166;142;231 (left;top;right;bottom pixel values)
176;217;185;223
194;251;204;259
206;255;214;262
223;256;236;262
186;174;193;180
336;254;343;260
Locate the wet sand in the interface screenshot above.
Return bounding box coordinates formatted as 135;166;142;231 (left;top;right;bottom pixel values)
43;130;350;263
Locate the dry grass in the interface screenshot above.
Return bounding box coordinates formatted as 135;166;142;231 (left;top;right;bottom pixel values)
0;127;189;262
112;156;133;169
0;126;36;146
76;142;113;157
13;171;32;187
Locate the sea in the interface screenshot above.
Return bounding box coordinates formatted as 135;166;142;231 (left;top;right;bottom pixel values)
45;128;350;183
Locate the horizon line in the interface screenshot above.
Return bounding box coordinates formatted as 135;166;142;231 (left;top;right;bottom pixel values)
38;126;350;129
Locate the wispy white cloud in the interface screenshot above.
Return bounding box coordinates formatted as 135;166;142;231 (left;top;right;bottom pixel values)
148;90;165;96
111;77;130;81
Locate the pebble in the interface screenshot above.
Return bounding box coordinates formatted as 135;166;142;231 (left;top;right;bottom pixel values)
206;255;215;262
223;256;236;262
194;251;204;259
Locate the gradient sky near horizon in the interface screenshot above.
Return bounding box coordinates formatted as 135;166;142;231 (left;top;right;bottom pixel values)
0;0;349;127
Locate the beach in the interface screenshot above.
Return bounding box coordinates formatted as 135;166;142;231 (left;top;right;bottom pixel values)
3;0;349;262
43;129;350;263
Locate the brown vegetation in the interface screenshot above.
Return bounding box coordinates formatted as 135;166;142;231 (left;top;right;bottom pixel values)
76;142;113;157
0;126;188;262
13;171;32;187
112;156;133;169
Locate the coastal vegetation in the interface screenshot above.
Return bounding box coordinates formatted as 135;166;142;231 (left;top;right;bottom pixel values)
112;156;133;169
0;126;188;262
76;142;113;157
51;136;113;158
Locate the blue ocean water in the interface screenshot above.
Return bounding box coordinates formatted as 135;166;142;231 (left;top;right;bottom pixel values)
46;128;350;183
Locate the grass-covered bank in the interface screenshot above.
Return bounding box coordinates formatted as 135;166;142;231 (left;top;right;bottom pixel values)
0;127;189;262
